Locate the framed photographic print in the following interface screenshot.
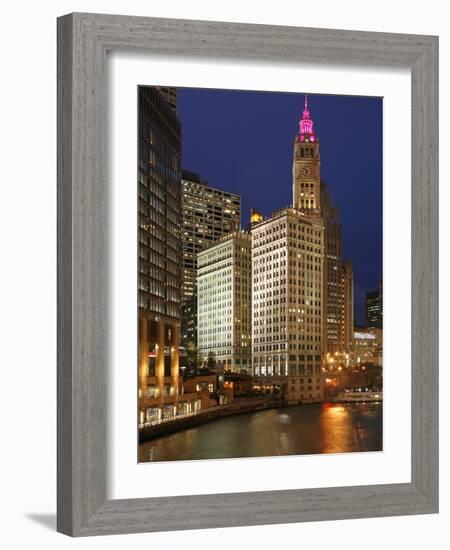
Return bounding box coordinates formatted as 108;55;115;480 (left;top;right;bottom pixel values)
57;12;438;536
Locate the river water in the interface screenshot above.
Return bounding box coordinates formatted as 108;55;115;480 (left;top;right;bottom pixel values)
139;402;382;463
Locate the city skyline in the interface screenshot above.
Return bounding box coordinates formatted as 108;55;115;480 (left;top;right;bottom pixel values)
138;86;383;461
178;88;382;325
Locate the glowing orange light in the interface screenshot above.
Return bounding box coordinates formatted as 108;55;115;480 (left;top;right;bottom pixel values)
250;208;263;224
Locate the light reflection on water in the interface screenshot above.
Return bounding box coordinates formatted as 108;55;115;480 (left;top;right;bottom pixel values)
139;402;382;463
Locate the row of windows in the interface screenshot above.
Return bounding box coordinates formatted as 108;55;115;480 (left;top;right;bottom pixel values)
254;343;321;352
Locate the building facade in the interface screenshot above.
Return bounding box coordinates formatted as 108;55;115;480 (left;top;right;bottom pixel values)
341;261;354;353
197;231;252;373
138;87;199;425
156;86;178;113
251;208;325;403
180;170;241;352
293;97;354;360
320;182;344;355
366;282;383;329
353;327;382;367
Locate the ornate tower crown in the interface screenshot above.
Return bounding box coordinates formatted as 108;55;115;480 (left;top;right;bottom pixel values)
298;95;316;142
292;94;321;213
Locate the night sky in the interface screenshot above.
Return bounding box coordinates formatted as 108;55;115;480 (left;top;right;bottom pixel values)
178;88;382;326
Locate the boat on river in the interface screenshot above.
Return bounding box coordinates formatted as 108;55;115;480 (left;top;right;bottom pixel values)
333;388;383;403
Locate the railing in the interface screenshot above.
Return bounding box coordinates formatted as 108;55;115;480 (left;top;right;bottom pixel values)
139;397;278;430
139;408;213;429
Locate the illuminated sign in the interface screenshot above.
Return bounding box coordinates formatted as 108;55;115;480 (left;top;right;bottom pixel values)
354;332;376;340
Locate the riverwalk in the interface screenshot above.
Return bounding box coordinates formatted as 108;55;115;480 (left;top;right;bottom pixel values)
139;397;281;442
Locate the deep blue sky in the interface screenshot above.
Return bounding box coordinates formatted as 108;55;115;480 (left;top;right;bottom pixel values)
178;88;382;326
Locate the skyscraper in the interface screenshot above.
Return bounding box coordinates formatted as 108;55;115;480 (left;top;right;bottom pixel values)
251;96;365;403
156;86;178;113
366;282;383;329
138;87;197;424
320;181;343;355
293;97;354;358
251;208;325;403
180;170;241;351
341;261;354;353
197;231;252;373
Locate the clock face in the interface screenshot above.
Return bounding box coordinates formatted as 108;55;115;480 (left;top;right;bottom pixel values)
300;165;313;178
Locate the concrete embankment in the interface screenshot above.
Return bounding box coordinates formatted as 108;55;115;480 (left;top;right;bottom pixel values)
139;399;281;442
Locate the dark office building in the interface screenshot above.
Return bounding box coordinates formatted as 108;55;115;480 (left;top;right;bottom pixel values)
138;87;183;425
320;181;343;355
180;295;198;371
180;170;241;306
366;283;383;329
180;170;241;356
156;87;178;113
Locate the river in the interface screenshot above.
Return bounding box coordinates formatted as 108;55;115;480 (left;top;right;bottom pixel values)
139;402;382;462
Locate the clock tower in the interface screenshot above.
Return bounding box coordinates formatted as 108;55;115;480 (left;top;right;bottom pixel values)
292;95;321;213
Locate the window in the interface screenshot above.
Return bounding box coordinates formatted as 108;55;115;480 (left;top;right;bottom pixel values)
146;407;160;422
164;355;171;376
147;357;156;377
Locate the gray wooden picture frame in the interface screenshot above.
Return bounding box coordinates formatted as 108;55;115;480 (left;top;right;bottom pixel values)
57;12;439;537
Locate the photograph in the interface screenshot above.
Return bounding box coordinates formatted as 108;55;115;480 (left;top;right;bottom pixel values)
137;86;383;463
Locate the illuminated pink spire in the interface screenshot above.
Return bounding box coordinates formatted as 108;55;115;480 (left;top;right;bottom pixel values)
299;94;315;141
